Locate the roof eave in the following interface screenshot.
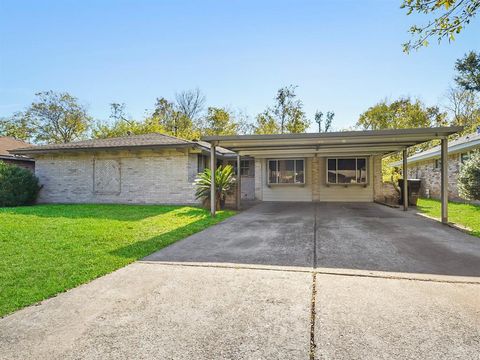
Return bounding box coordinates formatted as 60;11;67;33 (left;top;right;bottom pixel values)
12;143;195;155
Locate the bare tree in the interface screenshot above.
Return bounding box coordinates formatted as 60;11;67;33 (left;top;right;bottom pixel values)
314;110;335;132
175;88;206;120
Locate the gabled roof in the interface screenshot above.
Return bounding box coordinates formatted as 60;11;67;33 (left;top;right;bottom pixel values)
391;130;480;166
0;136;34;161
12;133;234;157
0;136;32;156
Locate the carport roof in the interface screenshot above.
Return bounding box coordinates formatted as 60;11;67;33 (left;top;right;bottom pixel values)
202;127;463;157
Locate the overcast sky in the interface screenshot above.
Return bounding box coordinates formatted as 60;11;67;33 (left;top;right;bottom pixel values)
1;0;479;131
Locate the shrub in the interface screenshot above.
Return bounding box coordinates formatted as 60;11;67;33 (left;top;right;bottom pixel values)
194;165;235;209
0;162;40;206
458;150;480;201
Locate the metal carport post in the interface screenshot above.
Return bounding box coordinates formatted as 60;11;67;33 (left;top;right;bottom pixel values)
441;137;448;224
210;142;216;217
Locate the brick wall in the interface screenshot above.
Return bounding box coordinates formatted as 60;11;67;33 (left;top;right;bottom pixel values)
406;154;461;200
34;149;200;205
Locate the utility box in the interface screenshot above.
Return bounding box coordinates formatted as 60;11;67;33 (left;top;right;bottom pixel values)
398;179;422;206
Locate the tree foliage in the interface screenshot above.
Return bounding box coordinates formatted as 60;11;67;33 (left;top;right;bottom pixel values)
402;0;480;52
0;113;37;141
445;86;480;135
202;107;239;136
0;162;40;206
255;85;310;134
25;91;91;143
455;51;480;92
458;150;480;200
254;110;281;134
357;98;447;130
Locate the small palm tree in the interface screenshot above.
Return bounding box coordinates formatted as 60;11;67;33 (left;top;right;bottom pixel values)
194;165;235;209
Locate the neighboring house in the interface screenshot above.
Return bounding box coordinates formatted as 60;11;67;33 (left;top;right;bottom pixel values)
0;136;35;171
13;128;460;206
391;128;480;201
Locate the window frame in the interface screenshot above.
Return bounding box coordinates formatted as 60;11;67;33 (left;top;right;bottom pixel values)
240;159;254;177
325;157;368;185
267;158;306;185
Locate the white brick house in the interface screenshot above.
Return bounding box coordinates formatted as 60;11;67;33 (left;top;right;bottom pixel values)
14;128;462;210
13;134;236;205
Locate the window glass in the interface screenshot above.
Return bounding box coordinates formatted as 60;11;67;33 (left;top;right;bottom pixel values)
268;159;305;184
356;158;367;183
295;160;304;183
327;159;336;183
268;160;277;183
337;158;356;184
327;158;367;184
279;159;295;183
240;159;254;176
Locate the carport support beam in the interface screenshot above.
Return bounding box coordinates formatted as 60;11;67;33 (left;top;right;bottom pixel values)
441;137;448;224
403;149;408;211
210;142;216;217
236;153;241;210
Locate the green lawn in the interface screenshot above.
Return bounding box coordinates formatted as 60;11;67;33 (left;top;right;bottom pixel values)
0;204;234;317
416;198;480;238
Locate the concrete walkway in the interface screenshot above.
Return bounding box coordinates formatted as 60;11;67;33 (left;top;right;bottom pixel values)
1;202;479;359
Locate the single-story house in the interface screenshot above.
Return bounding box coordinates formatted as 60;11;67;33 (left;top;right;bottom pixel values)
391;128;480;201
12;133;239;205
0;136;35;171
13;127;462;222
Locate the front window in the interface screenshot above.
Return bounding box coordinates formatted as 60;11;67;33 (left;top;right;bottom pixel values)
327;157;367;184
268;159;305;184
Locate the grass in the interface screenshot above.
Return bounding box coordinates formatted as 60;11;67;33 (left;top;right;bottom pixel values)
0;204;234;317
416;198;480;238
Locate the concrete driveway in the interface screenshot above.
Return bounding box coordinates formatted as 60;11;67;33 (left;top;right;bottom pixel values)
145;202;480;277
1;202;479;359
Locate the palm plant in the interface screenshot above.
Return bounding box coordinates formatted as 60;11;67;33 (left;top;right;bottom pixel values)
194;165;235;209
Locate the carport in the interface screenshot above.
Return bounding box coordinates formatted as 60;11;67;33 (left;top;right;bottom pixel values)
203;127;462;223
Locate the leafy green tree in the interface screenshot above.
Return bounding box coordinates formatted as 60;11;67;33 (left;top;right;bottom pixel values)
458;150;480;200
254;110;281;134
0;112;36;141
202;107;239;136
150;98;192;136
314;111;335;132
357;98;447;130
401;0;480;52
455;51;480;92
445;86;480;135
25;91;91;143
256;85;310;134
